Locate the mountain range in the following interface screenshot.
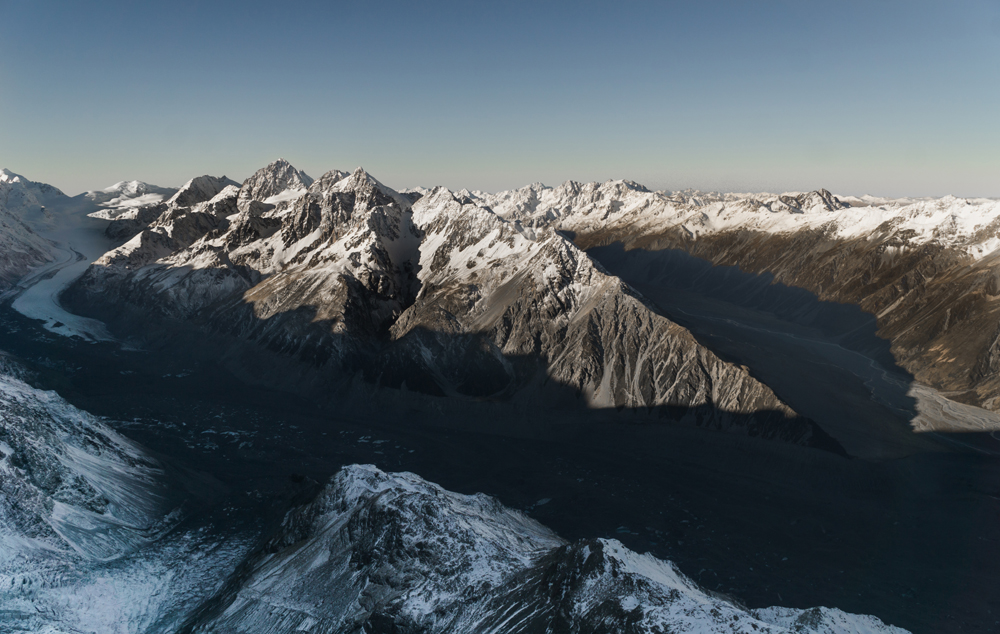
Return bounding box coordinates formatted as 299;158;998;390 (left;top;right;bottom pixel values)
2;159;999;632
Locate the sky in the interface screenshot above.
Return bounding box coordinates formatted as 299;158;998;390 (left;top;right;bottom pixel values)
0;0;998;197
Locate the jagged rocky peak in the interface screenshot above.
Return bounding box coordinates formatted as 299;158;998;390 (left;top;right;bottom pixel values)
191;465;909;633
166;174;239;208
277;166;414;245
320;166;380;201
602;178;652;195
773;188;848;213
237;158;315;212
320;166;413;211
307;168;350;195
193;184;240;218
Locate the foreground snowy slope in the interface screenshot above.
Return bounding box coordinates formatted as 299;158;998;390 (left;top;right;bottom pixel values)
0;352;253;634
0;353;180;562
65;160;835;448
190;464;909;634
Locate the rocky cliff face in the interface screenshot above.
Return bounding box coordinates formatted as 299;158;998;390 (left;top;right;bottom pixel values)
236;158;313;213
382;187;824;444
187;464;909;634
67;161;832;449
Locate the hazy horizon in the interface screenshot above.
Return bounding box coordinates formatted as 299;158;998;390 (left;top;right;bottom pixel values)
6;160;1000;202
2;0;998;198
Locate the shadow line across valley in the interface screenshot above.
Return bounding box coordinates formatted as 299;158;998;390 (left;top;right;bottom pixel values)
3;251;1000;632
584;242;1000;459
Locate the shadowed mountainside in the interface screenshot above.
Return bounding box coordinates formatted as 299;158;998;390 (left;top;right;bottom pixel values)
574;222;1000;411
585;242;937;458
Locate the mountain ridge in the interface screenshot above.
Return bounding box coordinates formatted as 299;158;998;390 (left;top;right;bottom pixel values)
63;160;834;450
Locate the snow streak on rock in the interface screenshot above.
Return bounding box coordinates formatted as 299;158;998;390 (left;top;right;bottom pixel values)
0;355;177;562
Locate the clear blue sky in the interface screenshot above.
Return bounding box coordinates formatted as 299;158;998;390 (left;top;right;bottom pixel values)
1;0;998;196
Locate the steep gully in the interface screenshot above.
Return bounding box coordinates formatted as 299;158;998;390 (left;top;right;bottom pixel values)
3;219;1000;632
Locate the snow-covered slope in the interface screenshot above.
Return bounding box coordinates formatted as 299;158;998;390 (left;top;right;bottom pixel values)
84;180;179;219
0;353;180;562
0;167;69;226
190;464;909;634
0;169;60;286
481;181;1000;260
0;353;257;634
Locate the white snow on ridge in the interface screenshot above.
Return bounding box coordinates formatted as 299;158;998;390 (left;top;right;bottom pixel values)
84;180;178;218
0;370;174;561
0;362;254;634
479;180;1000;260
262;187;308;205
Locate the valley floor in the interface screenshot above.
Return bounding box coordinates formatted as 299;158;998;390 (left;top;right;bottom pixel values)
1;296;999;633
5;211;117;342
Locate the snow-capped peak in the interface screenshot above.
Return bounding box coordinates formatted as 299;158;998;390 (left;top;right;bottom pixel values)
330;166;413;210
237;158;315;212
0;167;23;183
101;180;150;194
0;168;66;198
261;158;315;188
83;180;176;209
167;174;238;208
308;168;350;195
